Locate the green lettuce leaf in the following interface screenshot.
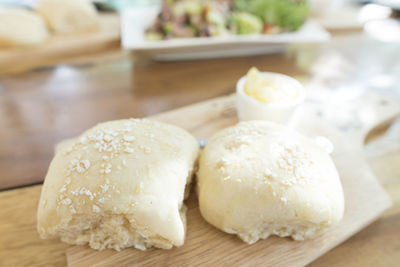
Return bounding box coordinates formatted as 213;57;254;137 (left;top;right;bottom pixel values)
234;0;310;31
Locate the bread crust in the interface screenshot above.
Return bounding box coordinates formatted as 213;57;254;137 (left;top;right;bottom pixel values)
37;119;199;251
197;120;344;243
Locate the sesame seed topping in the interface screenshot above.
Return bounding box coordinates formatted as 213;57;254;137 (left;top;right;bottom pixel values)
67;158;91;174
271;142;311;187
223;176;231;181
103;135;113;142
95;132;103;141
79;136;88;144
123;136;136;142
59;120;164;208
100;184;109;193
135;182;143;193
79;187;94;200
100;163;112;174
69;205;76;214
61;198;72;205
124;147;134;153
93;205;100;213
59;185;67;193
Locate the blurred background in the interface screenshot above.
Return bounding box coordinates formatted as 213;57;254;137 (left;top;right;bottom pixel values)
2;0;399;185
0;0;400;265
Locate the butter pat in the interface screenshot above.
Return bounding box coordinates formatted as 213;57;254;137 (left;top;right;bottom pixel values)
244;67;300;103
237;68;305;123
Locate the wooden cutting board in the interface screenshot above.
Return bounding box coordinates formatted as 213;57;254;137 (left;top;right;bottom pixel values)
0;14;120;73
66;93;399;266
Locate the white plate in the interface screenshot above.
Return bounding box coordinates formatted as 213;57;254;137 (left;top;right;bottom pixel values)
121;6;331;60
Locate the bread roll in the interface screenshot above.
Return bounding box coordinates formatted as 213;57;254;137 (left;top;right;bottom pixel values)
36;0;99;34
37;119;199;251
197;121;344;243
0;7;49;48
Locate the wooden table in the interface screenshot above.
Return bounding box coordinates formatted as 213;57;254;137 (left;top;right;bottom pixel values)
0;30;400;266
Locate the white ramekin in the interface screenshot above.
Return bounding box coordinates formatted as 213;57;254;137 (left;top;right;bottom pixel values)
236;72;306;124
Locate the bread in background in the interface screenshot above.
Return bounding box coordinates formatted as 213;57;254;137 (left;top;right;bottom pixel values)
0;7;49;48
36;0;100;34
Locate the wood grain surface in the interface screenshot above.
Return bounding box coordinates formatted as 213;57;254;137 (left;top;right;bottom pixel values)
0;94;398;267
0;14;120;74
0;52;303;190
65;93;396;267
1;30;400;266
0;185;68;267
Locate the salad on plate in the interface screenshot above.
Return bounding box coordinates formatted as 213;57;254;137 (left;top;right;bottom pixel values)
146;0;310;40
